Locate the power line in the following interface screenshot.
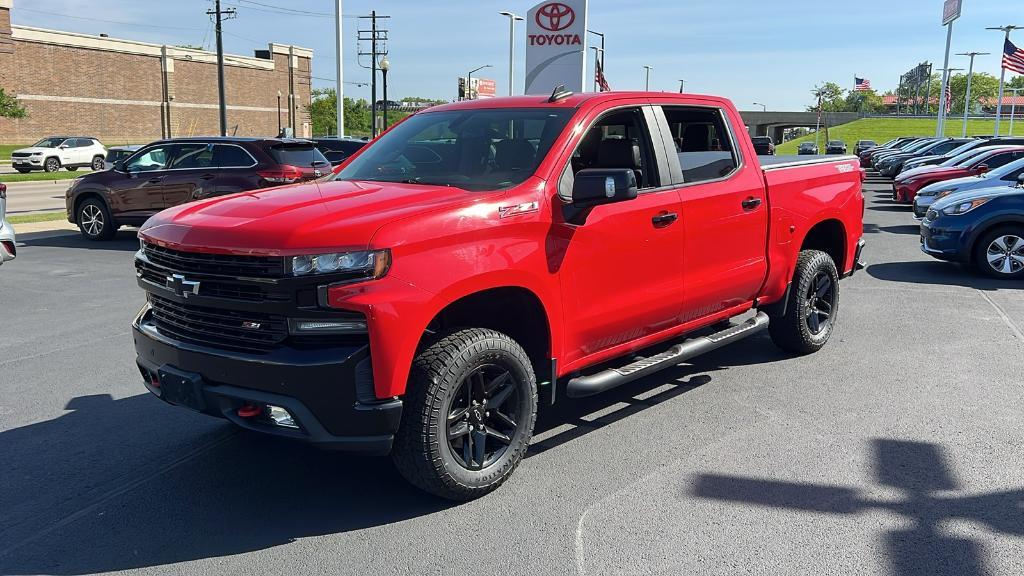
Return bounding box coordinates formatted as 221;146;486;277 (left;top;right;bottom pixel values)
233;0;333;17
15;6;205;30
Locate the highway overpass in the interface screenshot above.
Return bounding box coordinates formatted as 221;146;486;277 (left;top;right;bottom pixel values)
739;111;860;143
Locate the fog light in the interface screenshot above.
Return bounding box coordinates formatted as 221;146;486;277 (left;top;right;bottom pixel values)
268;405;299;429
288;319;367;334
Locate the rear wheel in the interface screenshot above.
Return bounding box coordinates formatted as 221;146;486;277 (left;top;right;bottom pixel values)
44;157;60;172
392;328;537;500
974;227;1024;279
77;198;116;240
768;250;840;354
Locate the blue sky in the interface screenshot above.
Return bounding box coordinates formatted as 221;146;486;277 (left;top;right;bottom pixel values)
10;0;1023;110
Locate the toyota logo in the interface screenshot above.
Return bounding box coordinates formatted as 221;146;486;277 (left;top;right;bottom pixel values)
536;2;574;32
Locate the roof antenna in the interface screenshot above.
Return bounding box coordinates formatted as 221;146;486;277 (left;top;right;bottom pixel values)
548;84;573;103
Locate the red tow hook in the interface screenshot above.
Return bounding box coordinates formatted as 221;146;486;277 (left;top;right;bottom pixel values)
237;404;262;418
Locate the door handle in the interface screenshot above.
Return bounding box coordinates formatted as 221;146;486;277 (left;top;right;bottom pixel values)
652;211;679;226
742;197;763;210
146;177;163;184
199;174;216;180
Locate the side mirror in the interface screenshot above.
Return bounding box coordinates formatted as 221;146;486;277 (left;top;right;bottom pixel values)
977;164;989;174
113;160;125;172
1017;173;1024;186
562;168;638;225
59;144;69;149
571;168;638;208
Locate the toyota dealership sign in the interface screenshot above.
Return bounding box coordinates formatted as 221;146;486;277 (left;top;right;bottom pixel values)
525;0;588;95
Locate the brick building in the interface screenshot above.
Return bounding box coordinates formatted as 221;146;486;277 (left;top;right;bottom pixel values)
0;0;313;145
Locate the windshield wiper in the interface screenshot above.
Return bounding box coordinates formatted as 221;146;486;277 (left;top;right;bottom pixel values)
398;177;452;187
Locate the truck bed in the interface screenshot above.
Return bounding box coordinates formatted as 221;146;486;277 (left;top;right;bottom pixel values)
758;155;860;170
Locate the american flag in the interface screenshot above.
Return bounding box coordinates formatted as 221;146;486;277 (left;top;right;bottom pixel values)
595;59;611;92
944;83;952;114
855;77;872;91
1004;38;1024;74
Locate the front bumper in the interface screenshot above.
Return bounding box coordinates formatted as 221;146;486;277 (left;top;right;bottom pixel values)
913;196;937;218
11;157;43;169
133;306;402;453
919;220;966;262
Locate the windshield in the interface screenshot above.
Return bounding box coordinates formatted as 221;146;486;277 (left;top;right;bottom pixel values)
335;108;574;191
984;157;1024;178
32;138;68;148
900;139;937;153
941;141;980;158
942;147;1005;167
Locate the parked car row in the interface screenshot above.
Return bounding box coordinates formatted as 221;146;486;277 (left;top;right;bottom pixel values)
863;135;1024;279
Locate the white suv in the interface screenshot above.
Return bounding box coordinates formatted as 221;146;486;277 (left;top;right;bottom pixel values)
11;137;107;173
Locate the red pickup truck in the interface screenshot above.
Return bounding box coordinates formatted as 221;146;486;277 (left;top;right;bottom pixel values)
133;91;865;500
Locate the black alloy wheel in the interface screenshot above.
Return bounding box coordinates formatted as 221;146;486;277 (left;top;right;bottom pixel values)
445;364;522;470
804;270;836;335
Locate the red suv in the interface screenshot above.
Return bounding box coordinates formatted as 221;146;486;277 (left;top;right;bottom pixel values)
66;137;329;240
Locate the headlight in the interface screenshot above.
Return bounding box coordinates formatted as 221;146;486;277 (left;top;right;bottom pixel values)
290;249;390;280
32;152;42;156
941;198;991;215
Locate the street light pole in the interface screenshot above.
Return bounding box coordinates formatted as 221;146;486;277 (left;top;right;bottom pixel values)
466;64;492;100
678;79;686;93
987;25;1022;136
957;52;989;137
499;11;524;96
935;18;955;137
643;65;653;91
276;90;282;135
379;56;390;130
335;0;344;137
753;102;766;112
1010;88;1022;136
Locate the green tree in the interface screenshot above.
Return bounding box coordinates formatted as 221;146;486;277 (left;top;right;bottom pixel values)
1007;75;1024;90
808;82;847;113
844;89;886;113
947;72;999;114
308;88;373;136
0;88;27;118
400;96;445;105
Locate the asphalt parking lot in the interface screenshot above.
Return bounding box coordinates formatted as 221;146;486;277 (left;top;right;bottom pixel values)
1;175;1023;576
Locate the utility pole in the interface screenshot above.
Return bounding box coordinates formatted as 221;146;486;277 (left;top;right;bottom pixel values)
896;74;904;116
358;12;390;137
206;0;236;136
987;25;1021;136
643;65;653;91
957;52;989;137
335;0;344;137
678;79;686;93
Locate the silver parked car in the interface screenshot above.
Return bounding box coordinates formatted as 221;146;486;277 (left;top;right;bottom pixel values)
0;183;16;265
913;157;1024;218
102;145;142;171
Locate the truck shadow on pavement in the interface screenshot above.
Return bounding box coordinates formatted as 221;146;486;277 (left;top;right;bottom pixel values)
18;229;140;252
0;336;789;575
866;261;1021;291
689;438;1024;576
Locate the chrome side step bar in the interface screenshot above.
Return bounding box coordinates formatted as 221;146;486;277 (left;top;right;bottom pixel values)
565;312;770;398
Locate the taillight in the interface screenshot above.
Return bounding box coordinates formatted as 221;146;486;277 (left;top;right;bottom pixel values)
257;165;304;184
0;183;6;199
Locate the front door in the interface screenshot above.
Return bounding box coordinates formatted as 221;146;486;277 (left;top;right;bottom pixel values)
111;144;173;219
551;105;685;366
655;104;769;323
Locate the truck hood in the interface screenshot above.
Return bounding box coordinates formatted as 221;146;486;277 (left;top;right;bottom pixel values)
140;179;487;255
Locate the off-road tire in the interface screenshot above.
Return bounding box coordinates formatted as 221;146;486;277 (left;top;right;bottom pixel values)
391;328;537;501
77;197;116;240
768;250;840;354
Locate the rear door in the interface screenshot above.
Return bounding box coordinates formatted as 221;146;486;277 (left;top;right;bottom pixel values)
653;103;769;324
160;142;217;208
212;143;260;196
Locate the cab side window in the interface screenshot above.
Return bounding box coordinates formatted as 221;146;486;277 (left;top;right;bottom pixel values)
662;107;739;184
125;146;171;172
559;107;660;199
986;150;1024;170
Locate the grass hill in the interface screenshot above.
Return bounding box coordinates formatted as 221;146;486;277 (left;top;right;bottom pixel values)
775;118;1011;154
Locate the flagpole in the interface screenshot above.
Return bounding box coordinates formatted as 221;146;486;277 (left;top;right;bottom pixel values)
988;26;1022;136
936;20;954;137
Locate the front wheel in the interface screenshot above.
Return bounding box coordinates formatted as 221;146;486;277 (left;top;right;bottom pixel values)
91;156;105;171
768;250;840;354
974;227;1024;279
44;157;60;172
392;328;537;500
77;198;116;240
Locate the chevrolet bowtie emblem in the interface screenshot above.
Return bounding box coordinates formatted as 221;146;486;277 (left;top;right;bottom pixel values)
166;274;200;298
